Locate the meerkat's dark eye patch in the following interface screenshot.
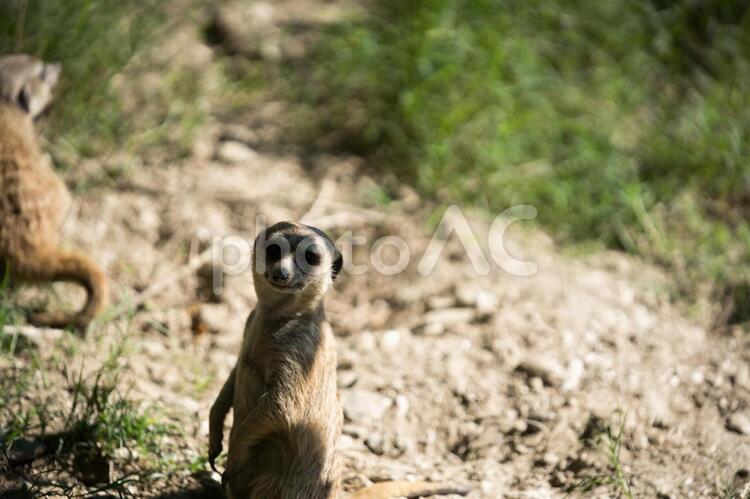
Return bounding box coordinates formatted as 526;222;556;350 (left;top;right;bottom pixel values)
17;88;30;114
305;247;321;266
265;243;282;261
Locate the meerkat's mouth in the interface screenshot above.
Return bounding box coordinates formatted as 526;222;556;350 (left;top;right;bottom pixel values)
267;279;306;293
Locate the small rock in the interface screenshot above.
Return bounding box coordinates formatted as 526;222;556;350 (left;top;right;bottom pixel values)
365;433;385;455
379;329;402;352
341;389;392;422
395;395;410;418
542;452;559;466
422;307;475;326
726;413;750;435
337;370;358;388
394;435;413;455
398;185;420;211
529;376;545;393
734;363;750;390
562;358;585;391
415;322;445;336
216;140;258;163
221;124;259;144
475;290;499;315
192;125;219;160
427;295;455;310
515;357;565;387
454;284;478;307
212;1;280;59
690;370;704;385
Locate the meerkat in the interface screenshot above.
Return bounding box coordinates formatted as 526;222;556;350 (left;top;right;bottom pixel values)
0;54;108;330
209;221;468;499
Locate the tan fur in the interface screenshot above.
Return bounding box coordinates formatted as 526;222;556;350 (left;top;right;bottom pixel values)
0;55;108;330
209;222;467;499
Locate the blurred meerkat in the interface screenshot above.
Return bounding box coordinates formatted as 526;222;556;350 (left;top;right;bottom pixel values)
0;54;108;330
209;221;467;499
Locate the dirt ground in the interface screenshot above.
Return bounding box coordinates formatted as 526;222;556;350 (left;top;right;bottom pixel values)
2;1;750;497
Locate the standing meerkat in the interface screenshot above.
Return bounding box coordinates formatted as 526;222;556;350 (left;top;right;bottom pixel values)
209;221;468;499
0;54;108;330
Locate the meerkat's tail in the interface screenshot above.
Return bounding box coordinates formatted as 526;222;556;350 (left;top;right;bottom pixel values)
28;249;108;331
350;480;470;499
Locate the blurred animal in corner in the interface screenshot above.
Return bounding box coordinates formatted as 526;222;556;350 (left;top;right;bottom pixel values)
0;54;108;331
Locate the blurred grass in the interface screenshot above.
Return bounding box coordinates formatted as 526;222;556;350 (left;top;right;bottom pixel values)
0;0;165;158
0;0;210;166
3;0;750;313
294;0;750;309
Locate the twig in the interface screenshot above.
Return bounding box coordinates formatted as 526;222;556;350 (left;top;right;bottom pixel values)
2;325;65;343
741;479;750;499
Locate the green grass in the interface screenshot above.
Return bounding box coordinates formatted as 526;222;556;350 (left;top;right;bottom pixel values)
577;412;634;498
0;0;159;158
291;0;750;308
0;0;207;164
0;324;187;496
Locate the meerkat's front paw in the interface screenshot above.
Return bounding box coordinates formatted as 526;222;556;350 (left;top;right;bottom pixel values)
208;434;223;470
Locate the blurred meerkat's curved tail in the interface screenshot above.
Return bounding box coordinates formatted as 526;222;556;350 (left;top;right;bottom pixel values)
28;249;108;331
350;480;470;499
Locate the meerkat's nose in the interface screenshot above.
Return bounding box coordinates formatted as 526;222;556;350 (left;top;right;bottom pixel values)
271;266;291;285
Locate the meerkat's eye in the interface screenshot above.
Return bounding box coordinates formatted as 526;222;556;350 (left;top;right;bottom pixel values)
305;248;321;266
266;243;282;261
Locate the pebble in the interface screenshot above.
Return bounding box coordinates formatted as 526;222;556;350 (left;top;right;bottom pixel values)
475;290;499;315
394;435;413;455
562;358;584;391
427;295;455;310
365;433;385;455
395;394;410;418
416;322;445;336
221;124;258;144
726;413;750;435
454;284;478;307
735;363;750;390
422;307;475;326
341;389;392;422
216;140;258;163
515;357;565;387
379;329;402;352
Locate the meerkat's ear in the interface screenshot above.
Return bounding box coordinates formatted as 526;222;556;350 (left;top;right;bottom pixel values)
43;62;62;86
331;245;343;281
17;62;61;119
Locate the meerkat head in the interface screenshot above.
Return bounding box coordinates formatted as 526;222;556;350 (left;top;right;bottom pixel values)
0;54;61;119
253;222;343;306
